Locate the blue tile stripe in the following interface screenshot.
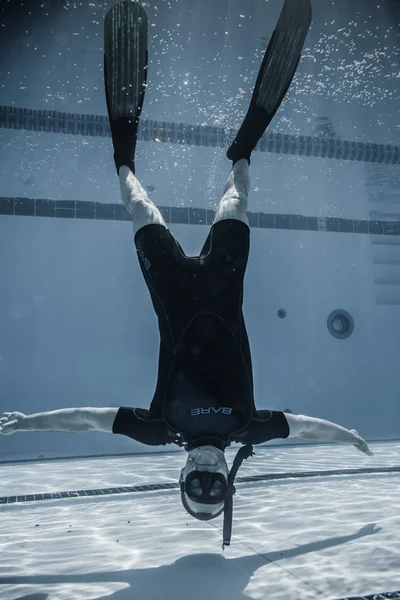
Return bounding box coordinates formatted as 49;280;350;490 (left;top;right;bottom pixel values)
1;197;399;236
336;592;400;600
1;465;399;505
1;105;400;165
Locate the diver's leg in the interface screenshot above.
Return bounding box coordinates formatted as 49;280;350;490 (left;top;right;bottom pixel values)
105;3;167;235
119;166;168;236
212;159;250;227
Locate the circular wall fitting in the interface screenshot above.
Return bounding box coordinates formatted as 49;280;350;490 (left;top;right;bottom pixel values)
327;309;354;339
277;309;286;319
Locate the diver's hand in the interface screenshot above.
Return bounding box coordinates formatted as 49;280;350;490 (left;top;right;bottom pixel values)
0;412;26;435
351;429;374;456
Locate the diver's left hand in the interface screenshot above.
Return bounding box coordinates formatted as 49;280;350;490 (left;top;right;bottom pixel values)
351;429;374;456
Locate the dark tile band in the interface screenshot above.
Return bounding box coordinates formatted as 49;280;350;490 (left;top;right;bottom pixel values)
1;464;399;505
1;197;399;236
1;105;399;165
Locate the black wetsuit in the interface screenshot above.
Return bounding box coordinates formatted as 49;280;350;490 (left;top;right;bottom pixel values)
113;220;289;451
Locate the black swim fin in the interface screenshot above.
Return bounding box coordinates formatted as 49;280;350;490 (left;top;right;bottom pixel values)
227;0;312;165
104;1;148;174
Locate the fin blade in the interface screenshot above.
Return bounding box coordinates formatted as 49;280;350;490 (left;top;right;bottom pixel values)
104;1;148;122
254;0;312;114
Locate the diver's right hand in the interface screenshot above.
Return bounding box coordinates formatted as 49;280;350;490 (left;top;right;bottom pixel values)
0;412;26;435
350;429;374;456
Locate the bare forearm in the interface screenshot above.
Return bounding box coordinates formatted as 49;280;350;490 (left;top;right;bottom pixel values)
302;416;354;444
21;408;92;432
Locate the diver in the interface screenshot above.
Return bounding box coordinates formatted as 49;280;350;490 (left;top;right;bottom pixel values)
0;0;373;550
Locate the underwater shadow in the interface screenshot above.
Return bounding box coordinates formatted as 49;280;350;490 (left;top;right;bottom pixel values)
4;524;381;600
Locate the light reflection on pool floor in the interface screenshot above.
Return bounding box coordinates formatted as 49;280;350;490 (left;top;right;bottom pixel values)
0;442;399;600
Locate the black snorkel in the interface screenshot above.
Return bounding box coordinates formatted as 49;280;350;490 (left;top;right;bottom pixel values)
222;444;255;550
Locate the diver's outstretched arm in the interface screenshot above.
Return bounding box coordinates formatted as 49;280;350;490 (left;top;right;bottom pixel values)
284;412;374;456
0;407;119;435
